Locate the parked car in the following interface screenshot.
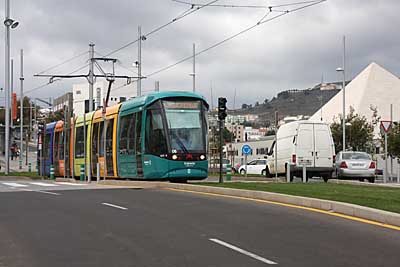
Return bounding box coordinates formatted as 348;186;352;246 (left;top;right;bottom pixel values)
238;159;267;175
335;151;376;183
265;120;335;181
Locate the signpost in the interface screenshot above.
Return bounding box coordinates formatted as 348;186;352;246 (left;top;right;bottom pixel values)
380;120;392;183
242;144;251;179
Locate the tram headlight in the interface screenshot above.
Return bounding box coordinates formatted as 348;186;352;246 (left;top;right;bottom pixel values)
172;154;178;160
200;155;205;160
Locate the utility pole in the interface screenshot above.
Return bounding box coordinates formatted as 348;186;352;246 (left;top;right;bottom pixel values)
4;12;9;173
89;43;95;112
342;36;346;152
155;81;160;92
11;59;13;129
192;43;196;92
137;26;142;97
20;49;24;169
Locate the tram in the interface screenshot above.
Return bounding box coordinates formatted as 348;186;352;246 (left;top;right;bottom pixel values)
37;91;209;181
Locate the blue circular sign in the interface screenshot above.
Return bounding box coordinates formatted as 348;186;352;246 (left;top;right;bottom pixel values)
242;144;252;155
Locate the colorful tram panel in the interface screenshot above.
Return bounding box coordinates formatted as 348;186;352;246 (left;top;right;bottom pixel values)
38;91;209;181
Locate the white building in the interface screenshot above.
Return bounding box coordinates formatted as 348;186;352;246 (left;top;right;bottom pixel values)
244;127;266;141
225;136;275;167
73;80;136;115
310;62;400;124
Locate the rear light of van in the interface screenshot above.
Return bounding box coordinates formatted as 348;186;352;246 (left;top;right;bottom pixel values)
369;161;376;169
340;161;348;168
292;154;296;164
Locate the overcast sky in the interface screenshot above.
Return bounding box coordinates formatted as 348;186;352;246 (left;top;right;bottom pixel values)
0;0;399;108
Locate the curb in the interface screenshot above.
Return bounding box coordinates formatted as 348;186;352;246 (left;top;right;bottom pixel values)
99;180;400;228
55;178;77;183
328;179;400;188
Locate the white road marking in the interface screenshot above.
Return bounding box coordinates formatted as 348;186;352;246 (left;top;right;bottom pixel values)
18;188;61;196
55;182;86;186
209;238;277;265
2;182;28;188
30;182;59;187
101;202;128;210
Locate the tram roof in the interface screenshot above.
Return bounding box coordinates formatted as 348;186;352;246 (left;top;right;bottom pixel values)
120;91;208;112
75;111;95;124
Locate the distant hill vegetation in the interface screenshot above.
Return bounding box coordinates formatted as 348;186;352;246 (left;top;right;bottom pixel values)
233;88;340;126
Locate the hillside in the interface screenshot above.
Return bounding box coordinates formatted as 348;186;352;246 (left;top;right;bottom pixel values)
233;88;340;125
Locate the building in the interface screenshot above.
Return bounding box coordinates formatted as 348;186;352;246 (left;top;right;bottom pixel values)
225;136;275;167
244;127;265;141
310;62;400;124
226;114;246;124
52;92;73;113
73;80;135;115
225;123;244;142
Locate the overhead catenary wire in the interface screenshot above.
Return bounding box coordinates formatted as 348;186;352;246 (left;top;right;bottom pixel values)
30;1;218;96
172;0;267;9
35;50;88;75
146;0;326;78
103;0;220;57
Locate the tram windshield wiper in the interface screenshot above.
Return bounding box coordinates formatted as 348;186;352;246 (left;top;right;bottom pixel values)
172;131;189;154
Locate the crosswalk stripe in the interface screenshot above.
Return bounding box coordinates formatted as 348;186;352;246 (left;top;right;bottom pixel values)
55;182;86;186
2;182;28;188
29;182;59;187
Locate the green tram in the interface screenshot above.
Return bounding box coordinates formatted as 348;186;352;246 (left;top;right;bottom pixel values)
40;91;209;181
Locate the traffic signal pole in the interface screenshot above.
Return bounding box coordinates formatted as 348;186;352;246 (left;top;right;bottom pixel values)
218;97;227;184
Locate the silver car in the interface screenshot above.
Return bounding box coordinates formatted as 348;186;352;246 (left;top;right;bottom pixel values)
335;151;376;183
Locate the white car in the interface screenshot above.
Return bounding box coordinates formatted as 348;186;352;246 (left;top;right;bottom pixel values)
238;159;267;175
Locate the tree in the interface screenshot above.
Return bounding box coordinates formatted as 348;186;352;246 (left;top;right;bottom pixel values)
330;107;374;153
223;127;234;143
263;98;269;104
386;122;400;158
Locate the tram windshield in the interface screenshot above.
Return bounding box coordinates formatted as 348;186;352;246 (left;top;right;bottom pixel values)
164;100;206;153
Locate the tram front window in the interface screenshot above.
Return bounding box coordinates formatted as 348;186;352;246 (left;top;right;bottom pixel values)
164;100;206;153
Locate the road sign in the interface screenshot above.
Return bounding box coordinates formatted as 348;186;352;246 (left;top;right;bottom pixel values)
380;120;392;133
242;144;252;155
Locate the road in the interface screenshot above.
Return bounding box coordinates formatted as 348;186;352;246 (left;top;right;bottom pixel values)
0;180;399;266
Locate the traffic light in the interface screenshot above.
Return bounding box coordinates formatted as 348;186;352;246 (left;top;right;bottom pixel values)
218;97;227;121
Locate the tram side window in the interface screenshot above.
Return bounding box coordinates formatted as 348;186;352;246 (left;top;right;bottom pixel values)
99;121;105;157
145;110;168;155
135;112;142;155
43;133;51;159
75;126;85;158
59;131;64;160
53;132;60;161
119;115;129;155
106;119;114;175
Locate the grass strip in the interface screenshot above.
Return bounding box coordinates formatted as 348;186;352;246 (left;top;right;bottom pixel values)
196;182;400;214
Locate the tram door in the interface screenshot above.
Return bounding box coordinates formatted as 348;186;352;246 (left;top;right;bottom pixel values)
118;113;137;177
135;112;143;177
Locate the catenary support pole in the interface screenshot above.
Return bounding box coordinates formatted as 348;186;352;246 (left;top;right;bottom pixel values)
11;59;13;129
137;26;142;97
4;0;10;174
103;115;107;181
20;49;24;170
192;43;195;92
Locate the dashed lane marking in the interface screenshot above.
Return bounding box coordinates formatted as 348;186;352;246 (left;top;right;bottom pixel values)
29;182;59;187
2;182;28;188
210;238;277;265
101;202;128;210
55;182;86;186
18;188;61;196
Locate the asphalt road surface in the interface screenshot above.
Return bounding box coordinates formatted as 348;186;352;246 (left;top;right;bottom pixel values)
0;183;399;266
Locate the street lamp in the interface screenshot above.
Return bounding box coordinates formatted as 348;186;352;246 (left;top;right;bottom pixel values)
336;36;346;152
4;0;19;174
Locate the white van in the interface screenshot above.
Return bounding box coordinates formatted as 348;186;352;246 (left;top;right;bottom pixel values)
266;120;335;181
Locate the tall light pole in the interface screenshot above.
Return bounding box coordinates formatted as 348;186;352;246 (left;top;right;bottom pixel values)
19;49;24;170
4;0;19;174
336;36;346;152
190;43;196;92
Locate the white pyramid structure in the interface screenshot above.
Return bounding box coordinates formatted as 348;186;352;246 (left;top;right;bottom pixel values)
310;62;400;123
